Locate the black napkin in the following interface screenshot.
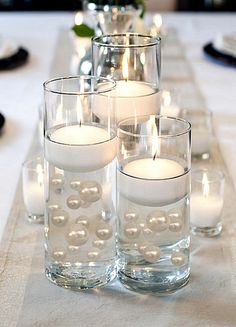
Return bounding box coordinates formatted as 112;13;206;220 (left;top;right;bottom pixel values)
0;112;5;130
0;47;29;70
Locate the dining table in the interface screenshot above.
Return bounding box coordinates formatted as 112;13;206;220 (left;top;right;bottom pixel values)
0;11;236;327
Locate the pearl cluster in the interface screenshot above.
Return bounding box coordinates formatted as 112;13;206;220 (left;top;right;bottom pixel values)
122;207;186;265
49;173;114;262
123;207;183;238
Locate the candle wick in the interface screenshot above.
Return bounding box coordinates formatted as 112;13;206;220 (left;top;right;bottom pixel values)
153;151;157;161
79;120;82;127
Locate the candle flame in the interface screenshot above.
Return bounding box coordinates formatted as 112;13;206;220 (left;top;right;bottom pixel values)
121;142;128;160
122;43;130;81
202;172;209;197
140;52;145;65
77;79;85;125
36;163;44;186
162;90;171;107
153;14;162;31
74;12;83;25
150;115;160;160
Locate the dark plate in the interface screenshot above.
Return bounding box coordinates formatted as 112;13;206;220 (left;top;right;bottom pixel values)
0;112;5;131
0;47;29;70
203;42;236;68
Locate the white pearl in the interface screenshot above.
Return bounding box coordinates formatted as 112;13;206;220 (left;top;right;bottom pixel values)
79;181;102;203
92;239;106;250
95;222;113;240
51;174;64;193
52;249;66;260
168;208;183;232
66;226;88;246
75;215;89;228
171;251;185;266
70;179;81;190
143;245;161;263
169;220;182;232
87;249;100;260
146;210;169;232
124;209;139;222
138;243;148;255
48;204;60;211
51;209;69;227
124;222;141;239
168;208;183;220
142;227;156;241
67;195;81;210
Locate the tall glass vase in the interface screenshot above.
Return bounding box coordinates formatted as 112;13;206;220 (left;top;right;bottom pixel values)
43;75;117;290
117;115;191;293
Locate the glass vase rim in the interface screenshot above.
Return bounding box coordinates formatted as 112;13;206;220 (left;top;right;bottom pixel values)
92;33;161;48
118;114;191;138
84;1;142;13
43;75;116;96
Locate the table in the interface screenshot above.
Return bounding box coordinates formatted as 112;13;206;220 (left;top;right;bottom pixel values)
0;12;236;327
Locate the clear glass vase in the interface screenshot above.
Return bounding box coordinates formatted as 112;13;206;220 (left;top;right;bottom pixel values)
43;75;117;290
117;115;191;293
92;34;161;123
83;0;142;35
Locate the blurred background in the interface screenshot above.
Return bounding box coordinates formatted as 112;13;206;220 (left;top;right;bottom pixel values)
0;0;235;11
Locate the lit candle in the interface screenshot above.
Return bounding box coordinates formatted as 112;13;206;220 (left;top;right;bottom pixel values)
119;158;187;206
23;163;44;215
45;124;116;172
93;49;159;123
191;172;224;227
118;119;188;206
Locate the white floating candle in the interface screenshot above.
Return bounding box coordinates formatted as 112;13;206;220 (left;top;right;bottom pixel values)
94;80;160;123
118;158;189;206
45;124;116;172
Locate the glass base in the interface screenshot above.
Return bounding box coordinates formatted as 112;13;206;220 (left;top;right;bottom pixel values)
191;223;222;237
26;213;44;224
118;266;190;294
45;259;117;290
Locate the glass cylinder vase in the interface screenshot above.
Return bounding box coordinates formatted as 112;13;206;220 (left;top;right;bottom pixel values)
83;0;142;35
92;33;161;123
43;75;117;290
117;115;191;293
